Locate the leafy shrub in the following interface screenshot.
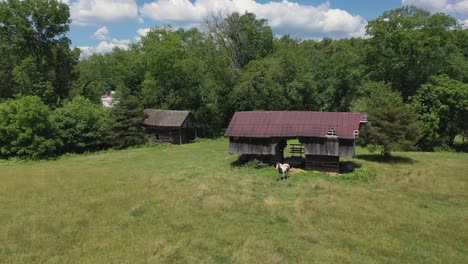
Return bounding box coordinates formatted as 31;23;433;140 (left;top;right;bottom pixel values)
0;96;61;159
52;96;108;154
244;159;262;169
366;144;384;154
433;144;456;153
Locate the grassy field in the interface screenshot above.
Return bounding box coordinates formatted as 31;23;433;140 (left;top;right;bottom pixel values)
1;138;467;263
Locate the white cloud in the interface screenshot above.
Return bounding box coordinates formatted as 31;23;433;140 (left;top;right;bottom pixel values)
402;0;468;18
93;26;109;40
78;46;95;60
69;0;138;26
135;27;151;41
461;19;468;28
79;38;131;59
139;0;368;38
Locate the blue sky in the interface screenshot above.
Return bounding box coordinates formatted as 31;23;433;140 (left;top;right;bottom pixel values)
64;0;468;58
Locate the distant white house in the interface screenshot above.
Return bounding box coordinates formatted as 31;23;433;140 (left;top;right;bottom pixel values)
101;91;116;107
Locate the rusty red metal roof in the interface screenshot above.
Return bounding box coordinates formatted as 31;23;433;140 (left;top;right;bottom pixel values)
225;111;367;139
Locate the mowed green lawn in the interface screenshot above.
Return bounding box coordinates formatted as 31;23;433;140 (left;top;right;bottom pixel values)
1;139;467;263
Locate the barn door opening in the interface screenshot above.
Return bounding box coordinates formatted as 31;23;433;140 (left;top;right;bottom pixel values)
284;138;305;168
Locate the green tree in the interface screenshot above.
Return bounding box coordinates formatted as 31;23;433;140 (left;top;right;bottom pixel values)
139;27;231;137
358;83;423;159
411;75;468;149
365;6;463;100
107;90;147;149
0;43;16;99
230;56;289;111
0;96;61;159
206;11;273;70
52;96;108;153
140;27;204;109
12;56;55;100
0;0;78;104
71;53;116;103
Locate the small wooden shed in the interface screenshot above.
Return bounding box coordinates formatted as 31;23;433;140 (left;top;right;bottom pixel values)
143;109;196;144
225;111;367;171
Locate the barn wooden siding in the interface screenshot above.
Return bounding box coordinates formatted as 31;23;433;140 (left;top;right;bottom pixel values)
229;137;354;158
229;137;281;155
229;137;287;164
299;137;355;157
146;127;195;144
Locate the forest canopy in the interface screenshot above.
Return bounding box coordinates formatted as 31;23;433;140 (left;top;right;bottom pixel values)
0;0;467;158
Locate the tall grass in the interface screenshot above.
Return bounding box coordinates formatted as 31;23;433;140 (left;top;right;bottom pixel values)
1;138;467;263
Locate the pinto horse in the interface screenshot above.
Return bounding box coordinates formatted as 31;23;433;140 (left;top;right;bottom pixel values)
275;163;291;180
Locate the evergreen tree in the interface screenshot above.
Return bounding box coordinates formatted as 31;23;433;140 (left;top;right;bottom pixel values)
107;90;147;149
358;83;423;159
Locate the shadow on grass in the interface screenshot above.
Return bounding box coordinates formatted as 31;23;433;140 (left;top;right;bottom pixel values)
230;155;271;169
293;161;375;183
339;160;362;173
356;154;415;164
453;143;468;153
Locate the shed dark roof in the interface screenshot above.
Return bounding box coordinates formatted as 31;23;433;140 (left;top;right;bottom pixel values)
144;109;191;127
225;111;367;139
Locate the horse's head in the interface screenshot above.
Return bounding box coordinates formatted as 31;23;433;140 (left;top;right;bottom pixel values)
275;163;282;173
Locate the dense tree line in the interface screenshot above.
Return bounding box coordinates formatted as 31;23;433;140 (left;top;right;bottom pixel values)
0;0;467;159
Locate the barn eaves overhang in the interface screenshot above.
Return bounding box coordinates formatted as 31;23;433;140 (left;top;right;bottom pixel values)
225;111;367;139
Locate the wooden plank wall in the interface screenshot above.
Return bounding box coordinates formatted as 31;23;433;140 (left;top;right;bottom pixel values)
229;142;278;155
229;137;285;155
147;129;180;144
300;137;355;157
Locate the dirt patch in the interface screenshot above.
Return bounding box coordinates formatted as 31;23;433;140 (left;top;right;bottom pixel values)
195;184;210;198
264;196;278;207
322;171;340;176
233;238;284;264
290;167;340;176
289;168;305;173
148;240;167;255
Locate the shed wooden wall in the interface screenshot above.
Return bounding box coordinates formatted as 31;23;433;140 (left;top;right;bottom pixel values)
147;127;195;144
300;137;355;157
229;137;287;164
229;137;286;155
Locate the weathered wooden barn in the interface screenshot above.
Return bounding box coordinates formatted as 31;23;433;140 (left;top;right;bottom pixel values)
225;111;367;171
143;109;196;144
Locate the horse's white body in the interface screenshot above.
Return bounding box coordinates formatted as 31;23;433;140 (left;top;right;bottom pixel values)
275;163;291;180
